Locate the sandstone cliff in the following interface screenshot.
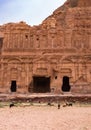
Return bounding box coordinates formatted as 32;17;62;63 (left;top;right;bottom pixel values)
41;0;91;51
0;0;91;94
0;0;91;52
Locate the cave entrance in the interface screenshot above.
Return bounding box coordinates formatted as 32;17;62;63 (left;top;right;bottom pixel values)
62;76;71;92
33;76;50;93
10;80;17;92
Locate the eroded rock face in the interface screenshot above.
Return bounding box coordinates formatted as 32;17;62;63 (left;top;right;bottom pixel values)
0;0;91;94
78;0;91;7
62;0;91;8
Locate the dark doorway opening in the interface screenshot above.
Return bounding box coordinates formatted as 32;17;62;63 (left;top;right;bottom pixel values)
10;80;17;92
62;76;71;92
33;76;50;93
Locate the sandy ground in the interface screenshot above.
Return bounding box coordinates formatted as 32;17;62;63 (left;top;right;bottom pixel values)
0;106;91;130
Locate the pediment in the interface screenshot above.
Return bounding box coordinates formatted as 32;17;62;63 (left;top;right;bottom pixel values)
33;57;51;64
8;58;21;63
62;58;73;63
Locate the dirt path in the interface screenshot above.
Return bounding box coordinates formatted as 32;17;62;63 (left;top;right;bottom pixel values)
0;106;91;130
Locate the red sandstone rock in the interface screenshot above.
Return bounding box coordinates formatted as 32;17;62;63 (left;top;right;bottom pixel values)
0;0;91;94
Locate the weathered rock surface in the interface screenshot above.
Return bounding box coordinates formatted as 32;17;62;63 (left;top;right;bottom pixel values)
0;0;91;94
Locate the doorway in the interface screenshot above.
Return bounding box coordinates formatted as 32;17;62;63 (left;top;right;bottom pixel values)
62;76;71;92
10;80;17;92
33;76;50;93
